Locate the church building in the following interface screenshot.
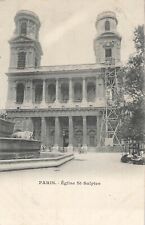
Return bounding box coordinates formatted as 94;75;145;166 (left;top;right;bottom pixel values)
6;10;122;151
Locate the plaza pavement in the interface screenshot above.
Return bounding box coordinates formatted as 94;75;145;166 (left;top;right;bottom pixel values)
0;152;144;225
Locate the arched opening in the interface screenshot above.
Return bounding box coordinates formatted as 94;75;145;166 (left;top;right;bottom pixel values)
87;82;96;102
16;83;25;104
17;52;26;69
20;21;27;35
60;83;69;103
35;84;42;103
105;20;110;31
74;83;82;102
47;84;56;103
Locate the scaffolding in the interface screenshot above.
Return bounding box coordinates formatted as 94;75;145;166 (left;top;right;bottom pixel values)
99;58;123;146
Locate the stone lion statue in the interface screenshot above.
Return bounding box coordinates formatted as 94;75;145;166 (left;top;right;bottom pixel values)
11;131;33;140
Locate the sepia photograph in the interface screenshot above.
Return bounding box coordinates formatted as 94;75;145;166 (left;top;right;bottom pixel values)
0;0;144;224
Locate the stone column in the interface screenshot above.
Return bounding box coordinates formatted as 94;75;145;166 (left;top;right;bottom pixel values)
97;113;103;146
12;81;17;108
96;78;106;107
6;80;15;108
29;80;33;104
82;78;87;104
54;117;59;151
98;78;105;98
9;49;15;68
96;116;100;146
96;77;98;99
68;116;73;151
69;78;73;104
101;79;105;98
83;116;87;151
30;80;33;104
41;117;47;145
41;79;46;106
23;81;27;105
55;79;59;104
9;50;17;68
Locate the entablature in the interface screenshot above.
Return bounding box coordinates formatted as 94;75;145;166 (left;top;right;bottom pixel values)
7;107;104;118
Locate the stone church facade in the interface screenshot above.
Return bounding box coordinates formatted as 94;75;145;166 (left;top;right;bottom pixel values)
6;10;121;151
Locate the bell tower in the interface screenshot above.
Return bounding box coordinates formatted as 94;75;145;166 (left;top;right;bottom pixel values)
94;11;121;64
9;10;43;69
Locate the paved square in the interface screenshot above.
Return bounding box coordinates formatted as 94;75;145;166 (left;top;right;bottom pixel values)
0;153;144;225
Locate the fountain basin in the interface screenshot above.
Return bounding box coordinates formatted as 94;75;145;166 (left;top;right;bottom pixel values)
0;137;41;152
0;137;41;160
0;152;74;172
0;118;14;137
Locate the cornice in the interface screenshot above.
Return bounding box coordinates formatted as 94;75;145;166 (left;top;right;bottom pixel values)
7;63;121;77
6;107;105;118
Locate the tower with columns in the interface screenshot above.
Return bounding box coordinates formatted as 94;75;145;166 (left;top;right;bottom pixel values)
94;11;121;64
9;10;43;69
6;10;122;151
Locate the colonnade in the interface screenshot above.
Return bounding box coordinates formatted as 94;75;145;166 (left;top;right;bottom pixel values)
12;77;105;106
38;115;101;150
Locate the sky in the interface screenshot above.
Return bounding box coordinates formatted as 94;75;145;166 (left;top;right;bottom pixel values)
0;0;144;108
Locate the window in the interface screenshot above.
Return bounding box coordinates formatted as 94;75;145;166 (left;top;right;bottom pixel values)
20;21;27;35
105;20;110;31
17;52;26;69
105;48;112;58
16;83;24;104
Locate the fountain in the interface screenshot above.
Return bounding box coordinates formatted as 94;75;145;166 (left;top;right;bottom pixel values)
0;118;41;160
0;118;74;171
